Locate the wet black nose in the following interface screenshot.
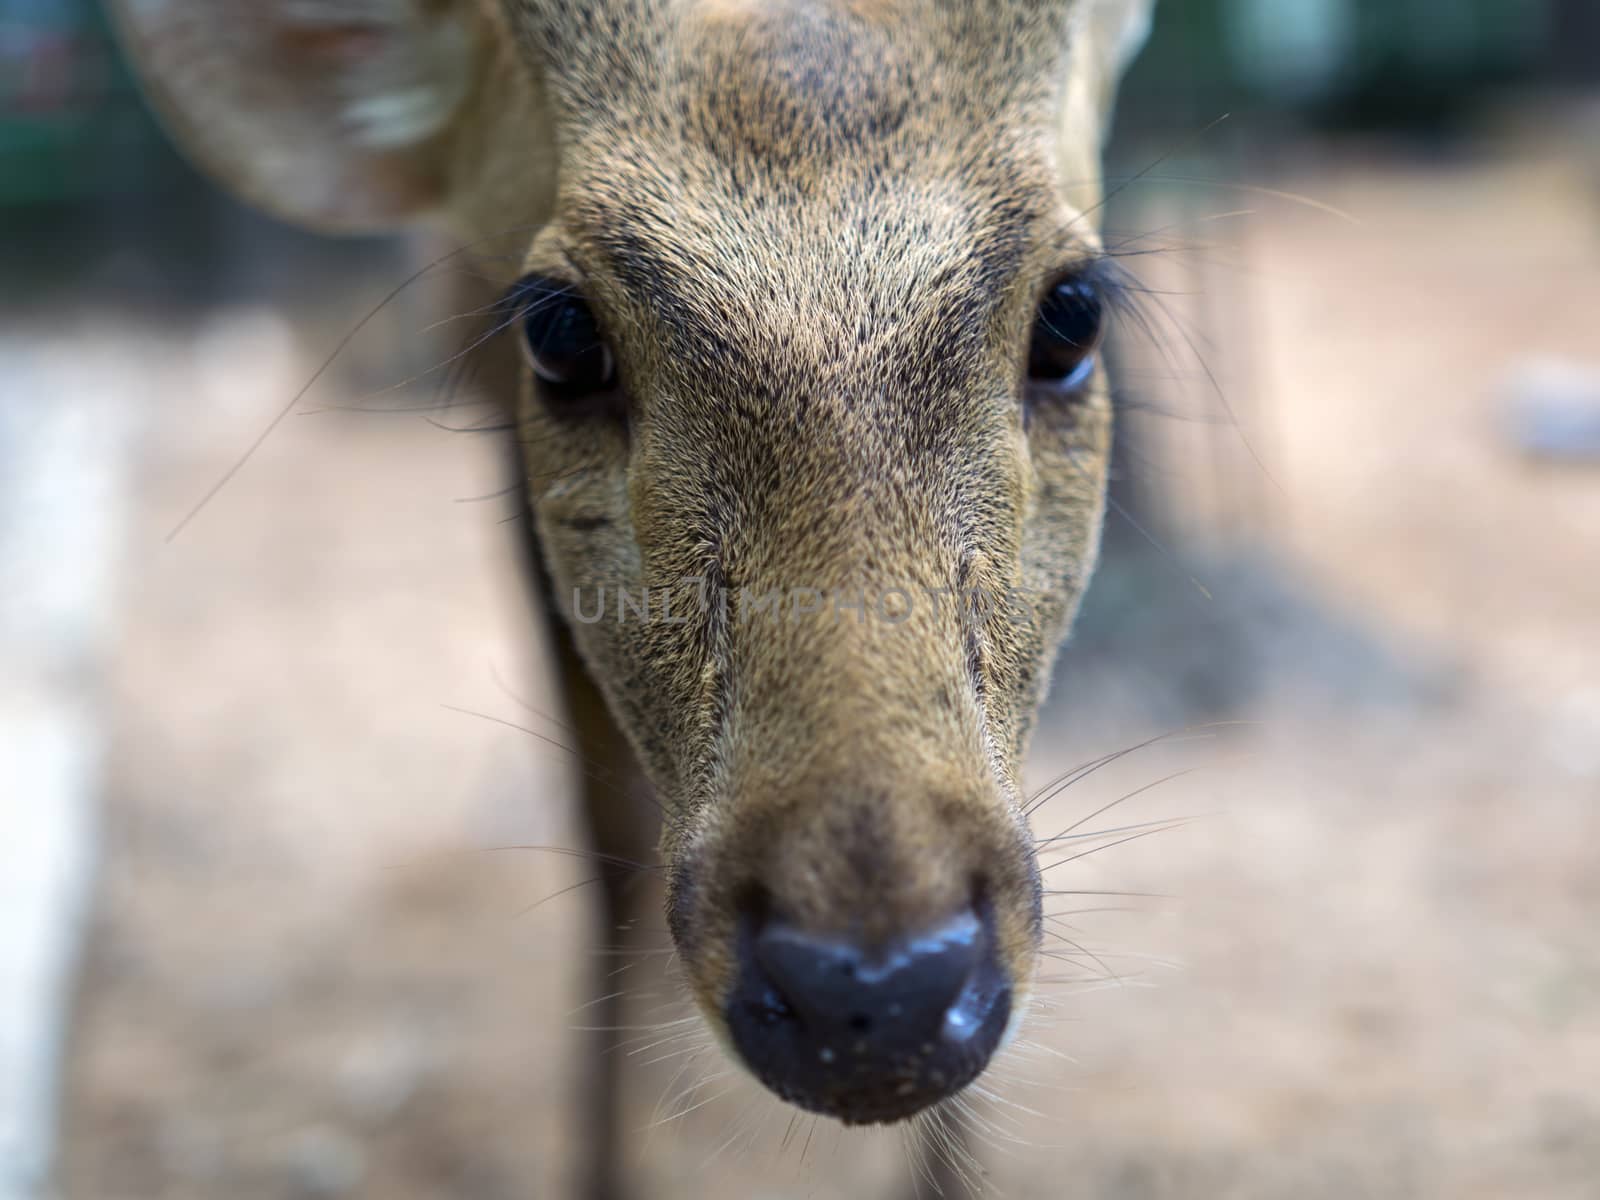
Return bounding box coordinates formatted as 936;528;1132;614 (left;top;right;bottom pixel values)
725;901;1012;1124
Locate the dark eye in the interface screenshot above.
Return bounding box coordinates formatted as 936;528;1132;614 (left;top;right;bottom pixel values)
1028;275;1107;389
512;275;616;397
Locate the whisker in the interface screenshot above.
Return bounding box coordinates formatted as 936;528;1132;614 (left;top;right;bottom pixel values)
645;1050;720;1147
778;1111;801;1156
165;224;544;541
1024;723;1243;816
800;1115;820;1168
487;660;581;737
1138;174;1363;225
1070;113;1235;235
1039;820;1193;875
512;872;607;915
480;843;659;872
567;989;630;1017
573;1016;701;1034
638;1040;715;1068
1034;813;1202;850
1128;279;1286;497
453;483;523;503
425;416;518;434
440;703;681;831
650;1077;739;1128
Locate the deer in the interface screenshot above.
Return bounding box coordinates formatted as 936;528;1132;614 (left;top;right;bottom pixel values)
107;0;1154;1195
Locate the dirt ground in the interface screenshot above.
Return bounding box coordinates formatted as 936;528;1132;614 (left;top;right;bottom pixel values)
51;133;1600;1199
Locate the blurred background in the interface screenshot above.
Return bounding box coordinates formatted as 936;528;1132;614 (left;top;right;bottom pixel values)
2;1;1598;1197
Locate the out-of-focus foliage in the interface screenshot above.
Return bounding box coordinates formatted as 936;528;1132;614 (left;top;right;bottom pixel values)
0;0;180;206
1121;0;1593;137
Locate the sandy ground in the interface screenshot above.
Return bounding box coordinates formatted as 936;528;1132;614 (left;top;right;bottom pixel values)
47;137;1600;1199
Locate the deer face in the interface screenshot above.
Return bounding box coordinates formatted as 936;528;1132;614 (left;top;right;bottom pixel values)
512;0;1143;1121
111;0;1151;1126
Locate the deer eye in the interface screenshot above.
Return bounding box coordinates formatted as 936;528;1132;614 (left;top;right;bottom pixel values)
1028;275;1106;389
512;276;616;397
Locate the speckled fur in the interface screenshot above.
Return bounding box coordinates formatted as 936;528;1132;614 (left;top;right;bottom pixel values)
507;0;1144;1034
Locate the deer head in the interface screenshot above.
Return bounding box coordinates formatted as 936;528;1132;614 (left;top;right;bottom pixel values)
112;0;1152;1125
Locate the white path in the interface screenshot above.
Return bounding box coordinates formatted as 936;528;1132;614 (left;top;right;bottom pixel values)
0;331;141;1200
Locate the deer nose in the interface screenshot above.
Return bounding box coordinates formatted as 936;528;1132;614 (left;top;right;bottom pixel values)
724;900;1012;1124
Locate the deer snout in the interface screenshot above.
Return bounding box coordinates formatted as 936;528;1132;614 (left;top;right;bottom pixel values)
725;891;1012;1124
665;777;1043;1123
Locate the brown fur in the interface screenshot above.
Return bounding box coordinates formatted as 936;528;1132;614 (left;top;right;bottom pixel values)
509;0;1126;1039
109;0;1152;1190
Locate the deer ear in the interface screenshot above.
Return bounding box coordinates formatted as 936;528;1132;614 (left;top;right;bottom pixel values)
107;0;489;232
1090;0;1154;86
1055;0;1153;211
